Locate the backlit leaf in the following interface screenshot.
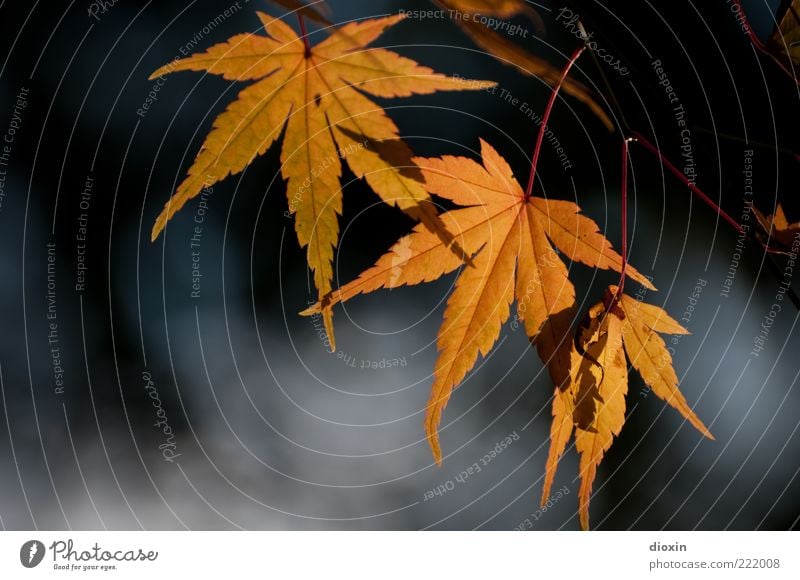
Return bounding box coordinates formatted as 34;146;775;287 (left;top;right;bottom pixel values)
303;140;653;464
149;11;495;342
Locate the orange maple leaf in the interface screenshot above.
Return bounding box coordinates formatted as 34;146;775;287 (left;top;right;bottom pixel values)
303;139;654;464
771;0;800;65
148;11;494;340
549;288;713;530
753;203;800;250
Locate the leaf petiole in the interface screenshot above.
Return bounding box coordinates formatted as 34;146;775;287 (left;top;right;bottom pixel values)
611;137;633;307
297;14;311;56
524;46;586;200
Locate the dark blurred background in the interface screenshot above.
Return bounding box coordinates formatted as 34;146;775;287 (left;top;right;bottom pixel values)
0;0;798;530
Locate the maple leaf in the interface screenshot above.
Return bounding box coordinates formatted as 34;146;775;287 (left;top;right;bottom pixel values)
753;203;800;250
149;11;495;340
545;287;713;530
569;298;627;532
434;0;613;130
302;139;654;464
771;0;800;64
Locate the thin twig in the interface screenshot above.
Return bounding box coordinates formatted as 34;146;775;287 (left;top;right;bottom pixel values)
525;46;586;200
612;137;631;304
577;9;798;310
631;131;745;234
693;127;800;162
730;0;798;84
632;131;800;309
580;21;630;135
633;131;787;255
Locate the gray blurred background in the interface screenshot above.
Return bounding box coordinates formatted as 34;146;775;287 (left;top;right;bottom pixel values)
0;0;798;530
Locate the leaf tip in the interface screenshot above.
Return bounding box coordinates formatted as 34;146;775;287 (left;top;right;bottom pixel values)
638;275;657;291
430;446;443;467
425;409;443;466
539;485;551;509
150;220;163;243
299;304;320;316
322;309;336;352
695;421;714;440
427;434;443;466
578;478;593;531
579;509;590;531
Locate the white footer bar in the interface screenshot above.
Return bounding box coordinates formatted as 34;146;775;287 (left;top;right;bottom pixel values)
1;531;797;578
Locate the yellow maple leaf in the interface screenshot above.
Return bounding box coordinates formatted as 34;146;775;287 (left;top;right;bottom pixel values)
546;288;713;529
570;299;627;531
149;11;495;340
303;139;654;464
617;289;713;439
772;0;800;64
